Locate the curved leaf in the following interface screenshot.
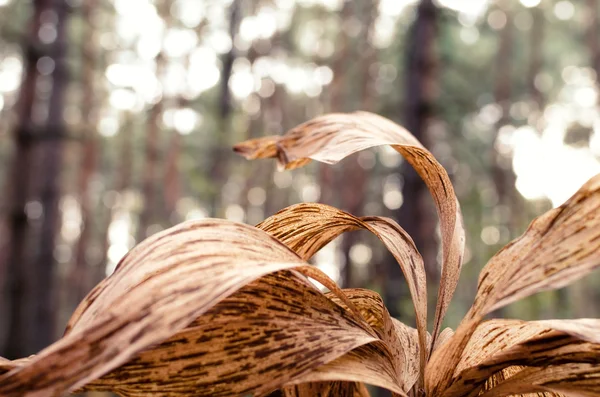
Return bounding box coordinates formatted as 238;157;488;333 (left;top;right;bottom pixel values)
444;319;600;397
327;289;420;392
433;328;454;352
477;363;600;397
257;202;428;374
427;173;600;396
281;381;371;397
479;366;565;397
83;272;378;396
282;344;405;396
471;174;600;317
278;289;419;396
236;111;465;349
0;220;359;396
0;358;29;377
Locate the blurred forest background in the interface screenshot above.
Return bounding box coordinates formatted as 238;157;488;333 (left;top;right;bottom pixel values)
1;0;600;368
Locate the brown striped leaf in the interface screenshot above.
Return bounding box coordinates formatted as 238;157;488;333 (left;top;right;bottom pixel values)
327;289;421;392
479;366;565;397
477;363;600;397
235;111;465;349
471;174;600;317
257;202;428;375
443;319;600;397
0;220;368;396
82;272;380;396
426;173;600;396
276;289;420;396
433;328;455;352
281;381;371;397
281;343;405;395
535;319;600;344
0;358;29;377
0;358;10;376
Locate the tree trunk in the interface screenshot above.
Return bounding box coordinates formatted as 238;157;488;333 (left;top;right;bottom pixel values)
2;0;71;358
100;113;134;280
389;0;439;316
382;0;438;321
588;0;599;79
339;0;377;288
210;0;242;217
528;6;545;112
164;109;182;222
491;3;514;215
69;0;99;305
487;2;519;320
137;0;169;241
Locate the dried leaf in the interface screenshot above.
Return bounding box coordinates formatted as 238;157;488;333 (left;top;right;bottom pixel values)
283;345;405;396
236;111;465;348
327;289;420;392
471;174;600;317
0;358;29;377
391;318;424;393
443;319;600;397
279;289;417;396
427;174;600;396
480;366;565;397
281;381;371;397
84;272;378;396
477;363;600;397
0;220;366;396
535;319;600;344
257;203;428;374
433;328;455;352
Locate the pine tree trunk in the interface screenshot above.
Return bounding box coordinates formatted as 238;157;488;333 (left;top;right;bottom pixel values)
100;114;134;280
588;0;599;79
164;111;182;222
339;0;377;288
382;0;438;320
528;6;545;112
393;0;439;305
138;0;169;241
2;0;71;358
491;3;514;212
70;0;98;305
210;0;242;217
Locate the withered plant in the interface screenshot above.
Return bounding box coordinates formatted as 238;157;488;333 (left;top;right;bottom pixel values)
1;112;600;397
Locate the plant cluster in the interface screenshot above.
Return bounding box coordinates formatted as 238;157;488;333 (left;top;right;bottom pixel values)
1;112;599;397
